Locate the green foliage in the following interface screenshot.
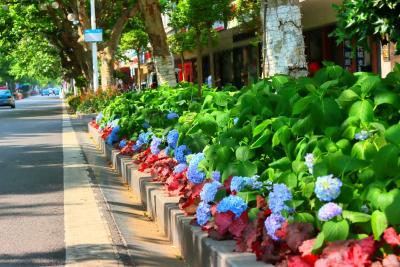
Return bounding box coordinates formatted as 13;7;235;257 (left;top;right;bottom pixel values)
333;0;400;52
96;64;400;246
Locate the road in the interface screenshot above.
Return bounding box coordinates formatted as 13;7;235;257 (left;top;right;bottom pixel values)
0;96;185;267
0;97;65;266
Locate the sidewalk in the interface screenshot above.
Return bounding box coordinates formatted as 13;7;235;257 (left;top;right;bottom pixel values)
68;113;187;267
63;110;121;266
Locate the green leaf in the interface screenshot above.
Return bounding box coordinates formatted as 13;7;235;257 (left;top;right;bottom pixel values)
214;92;228;106
337;89;360;106
237;191;257;204
349;100;374;122
292;95;315;115
374;90;400;107
342;210;371;223
294;213;315;224
351;141;377;160
385;124;400;146
357;75;380;96
250;129;271;149
292;115;314;136
371;210;387;240
253;119;272;137
248;208;260;221
322;220;349;242
372;144;400;178
312;232;325;253
236;146;254;161
269;157;291;170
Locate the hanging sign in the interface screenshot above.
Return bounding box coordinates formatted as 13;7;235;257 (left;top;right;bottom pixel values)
84;29;103;42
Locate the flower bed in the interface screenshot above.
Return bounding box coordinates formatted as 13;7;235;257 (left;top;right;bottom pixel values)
90;65;400;266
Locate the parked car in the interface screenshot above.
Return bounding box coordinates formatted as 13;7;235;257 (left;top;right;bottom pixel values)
41;89;50;96
0;90;15;108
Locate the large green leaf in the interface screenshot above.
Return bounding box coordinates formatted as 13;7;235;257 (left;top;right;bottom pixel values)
374;90;400;108
322;220;349;242
349;100;374;122
372;144;400;178
292;95;315;115
337;89;360;107
371;210;387;240
253;119;272;137
342;210;371;223
214;92;228;106
385;124;400;146
236;146;254;161
351;141;377;160
357;75;381;96
250;129;272;149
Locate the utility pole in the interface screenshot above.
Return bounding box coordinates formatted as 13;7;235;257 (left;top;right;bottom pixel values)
90;0;99;92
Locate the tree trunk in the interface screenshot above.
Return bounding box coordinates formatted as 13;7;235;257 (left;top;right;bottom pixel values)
208;30;215;87
261;0;308;78
100;47;114;90
180;53;185;82
138;0;177;87
195;32;203;96
137;50;142;90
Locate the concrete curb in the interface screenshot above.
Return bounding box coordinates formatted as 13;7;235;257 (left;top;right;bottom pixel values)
89;124;270;267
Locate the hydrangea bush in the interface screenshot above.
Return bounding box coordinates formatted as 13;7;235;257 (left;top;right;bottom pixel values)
92;65;400;266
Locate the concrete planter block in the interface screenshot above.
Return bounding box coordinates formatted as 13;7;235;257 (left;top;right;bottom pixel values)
170;209;186;251
154;192;180;238
88;124;274;267
120;157;133;184
111;149;119;170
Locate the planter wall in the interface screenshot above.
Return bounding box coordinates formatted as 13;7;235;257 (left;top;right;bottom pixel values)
89;123;270;267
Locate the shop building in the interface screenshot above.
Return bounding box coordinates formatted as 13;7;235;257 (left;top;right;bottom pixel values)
170;0;398;87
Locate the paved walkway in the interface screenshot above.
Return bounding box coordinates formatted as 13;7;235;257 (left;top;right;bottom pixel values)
63;108;121;266
69;114;187;267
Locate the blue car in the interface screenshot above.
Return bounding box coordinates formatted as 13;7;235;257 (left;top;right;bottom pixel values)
41;89;50;96
0;90;15;108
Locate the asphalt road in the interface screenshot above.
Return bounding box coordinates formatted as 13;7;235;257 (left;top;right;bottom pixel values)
0;96;65;266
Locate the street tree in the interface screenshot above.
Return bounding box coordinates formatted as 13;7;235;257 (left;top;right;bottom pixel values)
333;0;400;52
120;16;150;89
167;29;195;82
260;0;308;78
169;0;233;95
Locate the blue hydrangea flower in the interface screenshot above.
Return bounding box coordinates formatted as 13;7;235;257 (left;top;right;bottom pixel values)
142;121;151;129
212;171;221;182
173;163;187;174
166;112;179;120
187;153;206;184
150;137;162;155
304;153;314;174
355;130;370;141
233;117;239;125
231;176;263;192
167;129;179;149
246;176;263;190
200;180;221;203
264;213;286;240
96;112;103;124
119;139;127;149
361;204;369;213
315;174;342;202
268;183;293;214
196;201;211;226
216;195;248;218
231;176;246;192
174;145;191;163
317;202;342;221
108;119;119;128
133;131;152;151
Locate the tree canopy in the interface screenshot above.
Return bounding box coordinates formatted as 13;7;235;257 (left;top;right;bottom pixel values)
333;0;400;52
